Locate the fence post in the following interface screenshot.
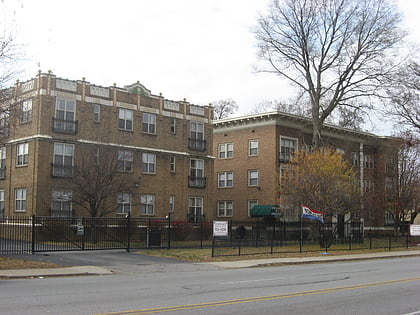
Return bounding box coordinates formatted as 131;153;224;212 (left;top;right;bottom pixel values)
406;225;409;249
211;237;215;257
167;213;171;249
271;221;275;254
200;217;203;249
388;235;391;251
369;230;372;250
349;234;352;251
31;215;35;255
126;213;131;252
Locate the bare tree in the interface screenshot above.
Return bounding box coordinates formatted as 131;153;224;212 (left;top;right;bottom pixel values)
212;98;238;120
70;146;138;217
254;0;406;149
385;61;420;134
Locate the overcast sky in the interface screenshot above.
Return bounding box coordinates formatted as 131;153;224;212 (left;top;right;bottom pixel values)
2;0;419;134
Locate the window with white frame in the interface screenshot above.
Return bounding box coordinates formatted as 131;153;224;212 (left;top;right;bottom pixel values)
51;190;72;217
118;108;133;131
218;172;233;188
351;152;359;166
93;147;100;165
248;200;258;217
0;147;5;179
117;150;133;172
16;143;28;166
218;143;233;159
170;117;176;134
142;152;156;173
364;154;374;169
188;197;203;223
53;143;74;177
218;200;233;217
142;112;156;134
169;195;175;212
0;190;4;216
248;170;259;186
249;139;258;156
116;192;131;214
170;156;176;173
189;159;205;187
140;194;155;215
93;104;100;122
21;99;32;123
15;188;27;212
54;98;76;133
189;121;205;151
280;137;297;162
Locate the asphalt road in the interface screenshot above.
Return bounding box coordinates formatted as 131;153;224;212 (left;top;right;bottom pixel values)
1;255;419;314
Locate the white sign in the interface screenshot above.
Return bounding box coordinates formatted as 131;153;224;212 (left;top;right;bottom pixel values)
410;225;420;236
213;221;228;237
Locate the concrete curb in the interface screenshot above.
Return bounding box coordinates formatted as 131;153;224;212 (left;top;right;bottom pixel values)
0;266;113;279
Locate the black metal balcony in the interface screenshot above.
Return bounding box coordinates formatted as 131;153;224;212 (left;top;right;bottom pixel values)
51;164;73;177
52;118;78;134
188;176;206;188
188;138;206;151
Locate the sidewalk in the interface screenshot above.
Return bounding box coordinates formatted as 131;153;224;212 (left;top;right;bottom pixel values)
1;250;420;279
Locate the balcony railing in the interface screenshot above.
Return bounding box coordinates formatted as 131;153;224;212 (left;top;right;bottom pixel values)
53;118;78;134
188;176;206;188
51;164;73;177
50;209;72;217
188;138;206;151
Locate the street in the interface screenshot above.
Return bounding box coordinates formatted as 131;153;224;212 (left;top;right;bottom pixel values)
0;255;419;314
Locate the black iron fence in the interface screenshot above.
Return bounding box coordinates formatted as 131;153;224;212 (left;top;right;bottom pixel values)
0;216;417;256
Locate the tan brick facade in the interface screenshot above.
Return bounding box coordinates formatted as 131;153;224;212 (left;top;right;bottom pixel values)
213;112;400;227
0;72;214;221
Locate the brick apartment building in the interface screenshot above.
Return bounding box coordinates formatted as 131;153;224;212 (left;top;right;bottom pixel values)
0;71;214;221
213;112;400;228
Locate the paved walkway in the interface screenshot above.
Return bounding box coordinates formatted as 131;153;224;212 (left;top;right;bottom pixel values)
1;250;420;279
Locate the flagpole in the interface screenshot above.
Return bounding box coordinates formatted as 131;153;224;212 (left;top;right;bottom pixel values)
300;213;303;253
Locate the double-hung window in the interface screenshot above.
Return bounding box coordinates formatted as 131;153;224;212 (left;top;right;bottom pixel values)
118;108;133;131
218;172;233;188
142;113;156;134
170;156;176;173
189;159;205;188
189;122;205;151
93;104;100;122
280;137;297;162
21;99;32;123
0;147;5;179
140;194;155;215
54;98;76;133
117;150;133;172
51;190;72;217
0;190;4;217
248;200;258;217
142;152;156;173
248;170;259;186
116;193;131;214
188;197;203;223
17;143;28;166
218;143;233;159
169;195;175;212
249;139;258;156
218;201;233;217
53;143;74;177
15;188;27;212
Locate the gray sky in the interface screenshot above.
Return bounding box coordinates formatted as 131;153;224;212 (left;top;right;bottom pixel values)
2;0;419;133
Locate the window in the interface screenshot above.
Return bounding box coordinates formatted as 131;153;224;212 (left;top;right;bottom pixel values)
142;112;156;134
189;122;206;151
170;156;176;173
280;137;297;162
15;188;27;212
364;154;374;169
218;172;233;188
363;180;374;193
140;194;155;215
54;98;76;133
16;143;28;166
0;147;6;179
51;190;72;217
248;200;258;217
189;159;205;188
53;143;74;177
218;143;233;159
169;195;175;212
142;152;156;173
93;104;100;122
351;152;359;166
218;201;233;217
170;117;176;134
0;190;4;217
249;139;258;156
0;112;8;136
93;147;100;165
117;193;131;214
248;170;259;186
188;197;203;223
21;99;32;123
118;108;133;131
118;150;133;172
